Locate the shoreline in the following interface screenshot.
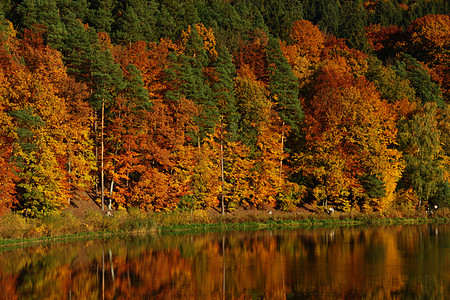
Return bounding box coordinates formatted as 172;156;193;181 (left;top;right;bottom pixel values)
0;208;449;250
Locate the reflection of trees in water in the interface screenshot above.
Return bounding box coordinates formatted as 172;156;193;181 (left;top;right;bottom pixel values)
1;225;450;298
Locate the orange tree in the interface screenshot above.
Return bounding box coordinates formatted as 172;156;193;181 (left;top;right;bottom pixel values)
296;58;402;211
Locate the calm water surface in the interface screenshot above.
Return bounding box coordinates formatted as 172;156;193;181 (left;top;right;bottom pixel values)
1;224;450;299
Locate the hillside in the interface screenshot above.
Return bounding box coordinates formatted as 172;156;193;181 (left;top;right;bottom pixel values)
0;0;449;217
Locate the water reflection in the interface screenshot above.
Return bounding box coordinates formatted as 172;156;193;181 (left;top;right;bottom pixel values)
1;224;450;299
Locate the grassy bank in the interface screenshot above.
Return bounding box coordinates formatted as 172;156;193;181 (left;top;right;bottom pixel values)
1;207;450;249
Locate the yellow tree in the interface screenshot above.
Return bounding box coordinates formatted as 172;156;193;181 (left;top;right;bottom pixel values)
1;25;95;216
0;69;18;213
234;70;284;208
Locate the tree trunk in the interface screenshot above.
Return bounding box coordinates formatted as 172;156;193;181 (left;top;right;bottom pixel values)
101;102;105;212
109;139;120;210
94;111;99;194
279;126;285;184
220;122;225;214
67;140;72;204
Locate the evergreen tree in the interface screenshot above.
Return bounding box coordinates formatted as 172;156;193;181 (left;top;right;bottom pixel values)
371;0;402;27
394;53;445;108
155;5;176;40
156;0;200;39
16;0;66;49
112;0;158;44
196;0;247;53
317;0;340;36
213;45;239;140
87;0;115;33
122;63;150;111
166;27;218;145
257;0;304;40
303;0;340;36
232;0;268;33
89;30;125;110
338;1;369;52
59;13;93;82
58;0;90;21
266;37;303;136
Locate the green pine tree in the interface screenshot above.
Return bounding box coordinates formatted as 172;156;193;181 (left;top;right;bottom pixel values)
156;0;200;39
112;0;158;44
165;27;218;145
371;0;402;26
59;13;93;82
266;36;303;135
16;0;66;49
257;0;304;40
122;64;150;111
338;1;369;52
89;30;125;110
394;53;445;108
87;0;115;33
213;45;239;141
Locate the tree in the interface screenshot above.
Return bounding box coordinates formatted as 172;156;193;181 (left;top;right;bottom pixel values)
370;0;403;26
58;77;96;193
155;0;200;40
288;20;325;62
337;1;369;52
196;0;247;53
16;0;66;49
0;69;18;213
266;36;303;185
112;0;158;44
111;39;199;210
398;102;446;206
87;0;115;33
212;45;239;140
365;24;405;63
365;57;416;105
297;59;402;211
232;0;267;33
167;25;218;145
234;29;269;83
212;44;239;213
89;31;125;111
282;19;325;92
8;27;96;216
257;0;304;40
266;36;303;136
154;4;177;40
234;71;283;208
104;63;149;209
393;53;445;108
407;14;450;102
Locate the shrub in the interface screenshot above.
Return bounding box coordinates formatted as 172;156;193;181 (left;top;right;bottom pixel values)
0;213;31;239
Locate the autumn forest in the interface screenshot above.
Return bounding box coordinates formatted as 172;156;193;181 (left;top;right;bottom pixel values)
0;0;449;217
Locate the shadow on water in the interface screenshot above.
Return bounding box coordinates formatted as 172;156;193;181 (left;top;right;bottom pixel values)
1;224;450;299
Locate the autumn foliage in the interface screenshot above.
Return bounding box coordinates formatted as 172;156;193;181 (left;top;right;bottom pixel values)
0;1;449;216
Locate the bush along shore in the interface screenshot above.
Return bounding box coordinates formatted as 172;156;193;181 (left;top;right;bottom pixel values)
1;207;450;249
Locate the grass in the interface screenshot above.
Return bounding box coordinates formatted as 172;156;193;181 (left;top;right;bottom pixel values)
0;207;449;249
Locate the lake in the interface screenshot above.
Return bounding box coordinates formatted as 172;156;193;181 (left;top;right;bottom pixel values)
1;224;450;299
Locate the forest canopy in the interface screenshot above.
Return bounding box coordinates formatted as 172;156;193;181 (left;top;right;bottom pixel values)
0;0;449;216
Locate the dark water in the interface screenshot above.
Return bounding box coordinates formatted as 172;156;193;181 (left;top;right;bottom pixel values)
1;224;450;299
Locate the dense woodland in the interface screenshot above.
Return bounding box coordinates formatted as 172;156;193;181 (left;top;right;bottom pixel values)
0;0;449;216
